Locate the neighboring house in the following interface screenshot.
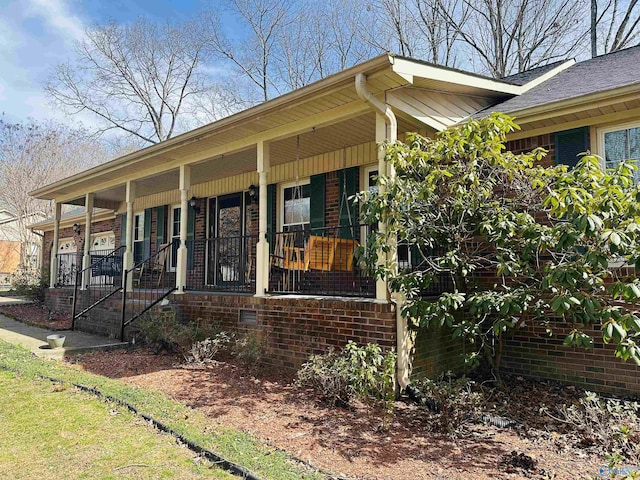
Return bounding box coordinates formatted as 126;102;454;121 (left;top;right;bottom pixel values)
30;47;640;394
0;209;41;286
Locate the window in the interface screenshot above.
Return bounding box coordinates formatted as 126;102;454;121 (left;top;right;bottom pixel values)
364;165;378;193
169;206;181;270
133;212;144;263
281;181;310;231
600;124;640;182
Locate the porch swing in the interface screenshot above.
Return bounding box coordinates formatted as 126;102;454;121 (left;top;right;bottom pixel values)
305;147;359;272
270;134;308;279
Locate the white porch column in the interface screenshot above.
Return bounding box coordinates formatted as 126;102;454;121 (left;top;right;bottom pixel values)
175;165;191;294
49;201;62;288
255;140;270;296
375;113;391;302
81;193;94;289
123;181;136;291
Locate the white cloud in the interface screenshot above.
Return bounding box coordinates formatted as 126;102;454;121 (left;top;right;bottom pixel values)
25;0;85;44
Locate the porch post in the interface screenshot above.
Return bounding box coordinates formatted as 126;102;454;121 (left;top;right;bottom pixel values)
81;192;94;289
255;140;270;296
375;114;391;302
123;181;136;291
176;165;190;294
49;201;62;288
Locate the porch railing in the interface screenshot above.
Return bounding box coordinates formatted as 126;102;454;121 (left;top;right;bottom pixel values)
268;224;375;297
54;252;82;286
71;246;125;329
186;234;258;293
120;240;177;340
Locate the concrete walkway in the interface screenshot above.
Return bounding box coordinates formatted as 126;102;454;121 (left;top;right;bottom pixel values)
0;311;127;360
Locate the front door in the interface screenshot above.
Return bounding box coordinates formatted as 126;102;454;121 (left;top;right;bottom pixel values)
207;193;246;286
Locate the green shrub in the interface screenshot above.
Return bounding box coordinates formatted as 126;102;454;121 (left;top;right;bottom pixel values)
544;391;640;461
412;374;483;435
234;331;267;371
185;331;236;364
296;341;396;411
10;269;45;303
134;312;217;355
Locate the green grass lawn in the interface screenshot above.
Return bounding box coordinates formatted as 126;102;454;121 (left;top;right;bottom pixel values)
0;370;234;480
0;341;321;480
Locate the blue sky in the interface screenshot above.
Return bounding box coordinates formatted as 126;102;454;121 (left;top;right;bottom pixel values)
0;0;210;126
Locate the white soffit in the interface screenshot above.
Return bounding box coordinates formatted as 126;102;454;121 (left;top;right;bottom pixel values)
387;87;496;131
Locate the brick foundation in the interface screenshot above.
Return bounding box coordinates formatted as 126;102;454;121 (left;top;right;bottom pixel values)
172;293;396;371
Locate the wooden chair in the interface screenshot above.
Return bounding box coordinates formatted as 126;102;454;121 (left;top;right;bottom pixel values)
135;243;169;288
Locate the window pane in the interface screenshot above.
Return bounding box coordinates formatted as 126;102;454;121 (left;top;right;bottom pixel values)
605;130;628;169
283;185;310;226
368;170;378;193
172;208;181;237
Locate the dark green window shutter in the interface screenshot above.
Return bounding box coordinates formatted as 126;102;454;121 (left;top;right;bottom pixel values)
187;203;196;269
310;173;325;232
155;205;166;246
120;213;127;248
266;184;276;253
143;208;152;260
555;127;589;168
338;166;359;238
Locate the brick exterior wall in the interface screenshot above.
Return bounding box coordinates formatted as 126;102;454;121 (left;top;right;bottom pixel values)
172;293;396;371
42;217;117;283
503;321;640;395
506;133;555;168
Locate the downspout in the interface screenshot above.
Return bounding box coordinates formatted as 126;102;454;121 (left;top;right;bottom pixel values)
355;73;410;390
354;73;397;142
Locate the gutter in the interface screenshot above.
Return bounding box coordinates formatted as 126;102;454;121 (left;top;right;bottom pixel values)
355;73;410;389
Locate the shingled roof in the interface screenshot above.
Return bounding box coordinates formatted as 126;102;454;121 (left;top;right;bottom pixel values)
476;45;640;117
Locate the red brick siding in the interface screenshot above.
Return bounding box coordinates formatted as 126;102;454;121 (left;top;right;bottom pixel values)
506;133;555;168
503;321;640;395
172;294;396;371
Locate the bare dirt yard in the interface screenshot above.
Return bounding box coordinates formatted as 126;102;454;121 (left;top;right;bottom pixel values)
67;349;608;480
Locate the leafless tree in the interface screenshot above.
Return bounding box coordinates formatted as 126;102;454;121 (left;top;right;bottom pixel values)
362;0;420;57
439;0;588;77
595;0;640;54
205;0;294;102
413;0;468;65
273;0;377;90
46;18;211;144
0;119;110;270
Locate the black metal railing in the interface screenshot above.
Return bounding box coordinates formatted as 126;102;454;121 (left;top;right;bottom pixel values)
399;244;455;297
120;240;177;340
268;224;375;297
186;234;258;293
71;247;125;329
55;252;82;286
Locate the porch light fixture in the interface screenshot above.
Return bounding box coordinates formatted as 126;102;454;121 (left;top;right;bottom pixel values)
72;223;81;235
248;184;258;203
189;196;200;213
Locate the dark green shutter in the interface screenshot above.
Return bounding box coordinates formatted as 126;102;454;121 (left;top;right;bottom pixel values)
155;205;166;246
187;203;196;269
338;166;359;238
143;208;152;259
267;184;276;252
120;213;127;248
555;127;589;168
309;173;325;232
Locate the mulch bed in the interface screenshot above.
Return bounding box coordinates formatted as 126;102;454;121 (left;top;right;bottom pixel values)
0;304;72;331
67;349;606;480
